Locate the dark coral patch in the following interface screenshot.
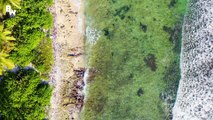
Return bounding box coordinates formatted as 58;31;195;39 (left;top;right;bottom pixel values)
144;54;157;71
168;0;177;8
140;23;147;32
137;88;144;96
114;5;130;19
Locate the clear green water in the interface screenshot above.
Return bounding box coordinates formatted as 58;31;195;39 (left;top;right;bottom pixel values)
82;0;187;120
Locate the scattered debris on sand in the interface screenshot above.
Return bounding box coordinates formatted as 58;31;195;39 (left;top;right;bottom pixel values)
49;0;85;119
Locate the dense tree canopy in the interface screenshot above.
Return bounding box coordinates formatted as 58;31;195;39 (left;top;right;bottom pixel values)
0;0;53;119
5;0;53;66
0;0;54;76
0;68;52;119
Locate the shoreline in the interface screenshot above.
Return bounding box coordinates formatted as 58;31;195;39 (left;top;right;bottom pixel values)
49;0;85;119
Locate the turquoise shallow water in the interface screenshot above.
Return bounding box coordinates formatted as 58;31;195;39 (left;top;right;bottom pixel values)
82;0;187;120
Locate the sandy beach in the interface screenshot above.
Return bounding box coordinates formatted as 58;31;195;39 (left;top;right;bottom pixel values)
49;0;85;119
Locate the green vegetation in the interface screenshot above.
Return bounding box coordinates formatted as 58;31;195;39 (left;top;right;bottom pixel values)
0;0;23;74
0;0;54;76
5;0;53;78
0;0;53;79
32;38;54;79
0;0;21;16
0;52;14;74
0;68;52;119
0;0;54;119
0;24;15;74
82;0;187;120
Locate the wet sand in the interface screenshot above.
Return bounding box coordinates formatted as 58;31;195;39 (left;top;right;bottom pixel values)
49;0;85;119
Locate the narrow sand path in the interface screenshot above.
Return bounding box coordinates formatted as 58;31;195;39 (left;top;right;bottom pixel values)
49;0;85;119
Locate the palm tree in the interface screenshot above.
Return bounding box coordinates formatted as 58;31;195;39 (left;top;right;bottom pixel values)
0;23;15;74
0;0;21;16
0;23;15;53
6;0;21;9
0;52;14;74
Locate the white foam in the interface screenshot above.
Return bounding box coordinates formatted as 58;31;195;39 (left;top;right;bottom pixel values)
82;68;89;98
173;0;213;119
86;26;101;45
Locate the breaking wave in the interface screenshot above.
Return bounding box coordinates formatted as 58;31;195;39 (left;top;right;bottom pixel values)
173;0;213;119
